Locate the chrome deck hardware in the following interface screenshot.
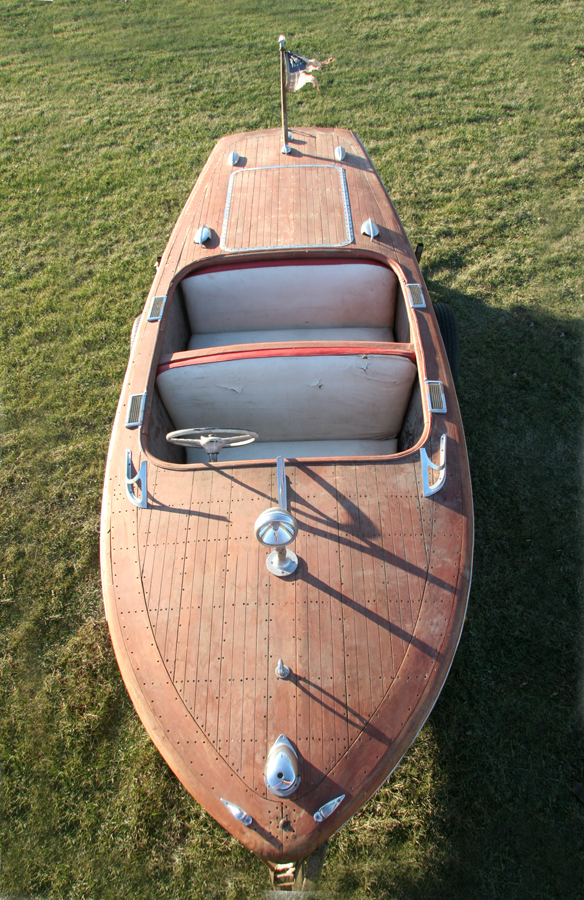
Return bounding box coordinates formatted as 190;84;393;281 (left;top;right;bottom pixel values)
334;145;346;161
254;456;298;576
221;798;252;827
194;225;211;245
421;434;447;497
125;450;147;509
227;150;239;166
275;659;290;679
314;794;345;823
406;283;426;308
360;217;379;240
265;734;300;797
147;294;167;322
425;380;447;414
125;392;147;429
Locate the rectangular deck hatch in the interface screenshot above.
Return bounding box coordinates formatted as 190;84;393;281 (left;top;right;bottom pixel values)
220;165;354;252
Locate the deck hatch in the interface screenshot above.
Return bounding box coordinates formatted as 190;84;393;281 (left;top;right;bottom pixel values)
406;283;426;308
125;392;147;429
220;164;354;252
147;295;167;321
426;380;446;413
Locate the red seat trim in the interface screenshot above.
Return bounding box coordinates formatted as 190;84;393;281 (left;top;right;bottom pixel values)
157;343;416;375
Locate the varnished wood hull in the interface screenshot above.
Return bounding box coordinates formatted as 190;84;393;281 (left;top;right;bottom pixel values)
101;128;473;865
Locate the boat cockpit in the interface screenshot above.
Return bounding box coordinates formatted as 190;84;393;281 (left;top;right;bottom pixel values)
145;259;426;465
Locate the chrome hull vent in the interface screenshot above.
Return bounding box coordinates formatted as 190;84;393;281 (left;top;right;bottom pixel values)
406;283;426;308
147;294;167;322
426;380;447;413
125;392;147;429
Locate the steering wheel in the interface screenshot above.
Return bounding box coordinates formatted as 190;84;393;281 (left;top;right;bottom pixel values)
166;427;258;461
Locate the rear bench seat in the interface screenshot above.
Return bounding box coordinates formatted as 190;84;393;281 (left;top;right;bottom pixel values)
156;345;417;462
180;260;397;348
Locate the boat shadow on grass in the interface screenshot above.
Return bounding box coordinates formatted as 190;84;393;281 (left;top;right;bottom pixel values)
320;283;584;898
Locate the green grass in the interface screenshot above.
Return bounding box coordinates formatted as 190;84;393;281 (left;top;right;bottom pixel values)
1;0;583;897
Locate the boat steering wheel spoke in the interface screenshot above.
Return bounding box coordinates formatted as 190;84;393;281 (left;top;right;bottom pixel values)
166;427;258;461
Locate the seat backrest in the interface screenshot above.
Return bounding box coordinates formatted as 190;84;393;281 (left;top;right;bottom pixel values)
157;348;417;442
180;261;398;334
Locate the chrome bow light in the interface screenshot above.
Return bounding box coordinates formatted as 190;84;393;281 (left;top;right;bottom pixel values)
313;793;345;823
221;798;252;827
265;735;300;797
254;456;298;576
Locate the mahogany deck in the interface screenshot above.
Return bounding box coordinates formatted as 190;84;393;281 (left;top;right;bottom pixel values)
100;127;473;866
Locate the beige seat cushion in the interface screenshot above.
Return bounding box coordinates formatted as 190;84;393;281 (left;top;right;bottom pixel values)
157;351;417;443
180;262;397;334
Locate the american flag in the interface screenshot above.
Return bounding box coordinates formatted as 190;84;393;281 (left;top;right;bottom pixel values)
284;50;334;92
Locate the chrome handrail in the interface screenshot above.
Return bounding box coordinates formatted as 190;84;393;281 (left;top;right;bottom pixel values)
125;449;148;509
421;434;447;497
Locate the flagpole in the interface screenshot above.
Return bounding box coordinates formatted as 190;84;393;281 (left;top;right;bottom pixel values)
279;34;291;154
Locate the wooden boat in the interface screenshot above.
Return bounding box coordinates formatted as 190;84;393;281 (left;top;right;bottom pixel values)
100;126;473;891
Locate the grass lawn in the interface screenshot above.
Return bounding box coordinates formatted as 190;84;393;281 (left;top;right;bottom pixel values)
1;0;583;897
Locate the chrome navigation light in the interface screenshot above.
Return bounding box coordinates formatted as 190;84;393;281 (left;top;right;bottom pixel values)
194;225;211;245
265;735;300;798
227;150;239;166
334;145;346;161
254;456;298;576
313;794;346;823
221;798;252;827
361;217;379;240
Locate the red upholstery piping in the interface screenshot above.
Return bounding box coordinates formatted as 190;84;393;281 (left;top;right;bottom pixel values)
158;345;416;375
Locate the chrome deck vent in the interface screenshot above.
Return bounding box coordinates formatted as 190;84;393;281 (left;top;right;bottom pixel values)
125;392;147;429
265;735;300;797
425;380;446;413
147;294;167;322
406;283;426;308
